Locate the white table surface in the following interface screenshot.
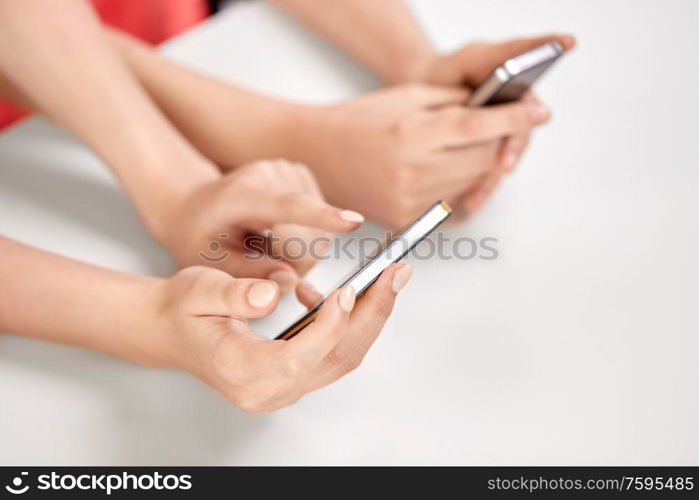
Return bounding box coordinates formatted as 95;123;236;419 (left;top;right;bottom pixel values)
1;0;698;465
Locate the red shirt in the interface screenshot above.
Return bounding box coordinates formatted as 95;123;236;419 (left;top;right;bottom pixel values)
0;0;209;130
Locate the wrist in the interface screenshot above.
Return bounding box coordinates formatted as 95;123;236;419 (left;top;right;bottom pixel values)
204;90;318;168
93;112;221;246
114;275;180;368
247;100;323;164
136;157;221;249
279;103;337;162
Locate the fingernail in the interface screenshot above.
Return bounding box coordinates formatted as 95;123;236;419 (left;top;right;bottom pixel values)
338;285;356;312
248;282;278;308
340;210;365;224
503;151;519;170
391;265;413;293
267;270;297;293
527;102;550;123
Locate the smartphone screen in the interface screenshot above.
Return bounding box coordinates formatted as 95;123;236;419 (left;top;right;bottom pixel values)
275;200;452;340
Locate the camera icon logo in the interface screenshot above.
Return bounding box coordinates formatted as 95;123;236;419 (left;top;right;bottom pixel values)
5;472;29;495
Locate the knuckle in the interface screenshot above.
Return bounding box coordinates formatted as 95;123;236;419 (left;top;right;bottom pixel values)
255;158;281;168
393;111;432;142
174;266;224;298
238;159;279;182
270;158;294;171
238;160;266;176
226;172;259;195
235;394;268;414
392;115;418;141
291;161;312;174
280;354;304;379
173;265;210;282
279;191;303;209
188;266;228;288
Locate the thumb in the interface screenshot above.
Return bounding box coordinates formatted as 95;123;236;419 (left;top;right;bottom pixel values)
180;267;281;319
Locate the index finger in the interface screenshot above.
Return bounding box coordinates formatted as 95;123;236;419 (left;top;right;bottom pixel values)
234;193;365;233
425;100;549;149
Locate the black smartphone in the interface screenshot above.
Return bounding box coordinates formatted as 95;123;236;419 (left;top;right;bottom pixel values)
465;41;564;106
276;201;452;340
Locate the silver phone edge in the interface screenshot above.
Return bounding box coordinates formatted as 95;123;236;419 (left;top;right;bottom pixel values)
465;41;564;107
274;201;452;340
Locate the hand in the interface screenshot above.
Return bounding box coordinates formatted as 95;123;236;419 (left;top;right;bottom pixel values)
153;159;365;292
394;34;576;212
285;84;550;227
408;34;576;89
152;263;412;412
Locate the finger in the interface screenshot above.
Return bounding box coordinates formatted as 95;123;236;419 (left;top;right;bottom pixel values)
425;100;549;149
302;263;412;392
215;245;300;294
291;161;324;197
458;34;576;85
460;137;508;213
486;34;576;61
269;222;331;276
183;267;280;319
462;136;525;213
276;159;308;193
463;170;500;213
236;193;365;233
296;280;323;310
283;286;355;370
414;140;501;194
499;134;530;173
403;84;471;108
521;91;539;104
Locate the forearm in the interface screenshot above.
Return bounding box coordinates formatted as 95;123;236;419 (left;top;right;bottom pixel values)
0;0;218;237
0;237;169;367
269;0;437;84
109;30;304;167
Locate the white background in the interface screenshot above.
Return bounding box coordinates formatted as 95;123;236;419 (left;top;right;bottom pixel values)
1;0;698;465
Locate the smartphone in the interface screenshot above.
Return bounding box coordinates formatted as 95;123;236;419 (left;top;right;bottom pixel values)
465;41;564;106
275;200;452;340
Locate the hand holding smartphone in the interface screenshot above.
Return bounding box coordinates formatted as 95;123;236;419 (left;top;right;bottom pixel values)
277;201;452;340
